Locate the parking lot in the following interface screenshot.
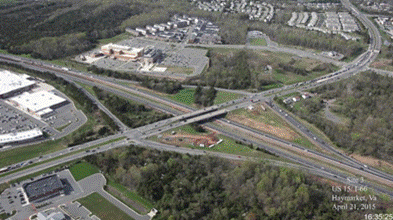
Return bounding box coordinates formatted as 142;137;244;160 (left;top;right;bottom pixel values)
41;91;85;134
76;37;209;77
0;101;42;135
0;89;87;148
60;201;100;220
0;169;84;220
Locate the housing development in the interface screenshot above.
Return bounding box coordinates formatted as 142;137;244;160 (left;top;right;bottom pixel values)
0;0;393;219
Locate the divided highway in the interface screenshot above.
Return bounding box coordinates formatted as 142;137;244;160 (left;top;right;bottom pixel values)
0;1;392;199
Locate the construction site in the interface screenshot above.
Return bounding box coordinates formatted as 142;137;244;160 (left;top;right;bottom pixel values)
159;130;223;148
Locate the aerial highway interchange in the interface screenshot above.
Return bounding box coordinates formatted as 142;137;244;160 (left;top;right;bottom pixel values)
0;0;393;218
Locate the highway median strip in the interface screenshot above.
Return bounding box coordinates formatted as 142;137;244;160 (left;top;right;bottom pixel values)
0;137;126;180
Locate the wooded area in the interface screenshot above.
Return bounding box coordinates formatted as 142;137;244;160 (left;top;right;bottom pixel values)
92;86;171;128
0;0;368;60
84;146;393;219
278;71;393;162
194;85;217;106
0;0;192;59
189;49;336;90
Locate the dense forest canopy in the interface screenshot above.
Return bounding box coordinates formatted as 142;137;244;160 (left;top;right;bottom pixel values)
0;0;368;60
0;0;192;59
85;146;393;219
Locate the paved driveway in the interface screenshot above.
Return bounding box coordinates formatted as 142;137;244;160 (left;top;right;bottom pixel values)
78;174;151;220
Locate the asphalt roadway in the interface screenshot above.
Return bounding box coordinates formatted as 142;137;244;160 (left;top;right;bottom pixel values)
1;48;393;196
0;0;392;205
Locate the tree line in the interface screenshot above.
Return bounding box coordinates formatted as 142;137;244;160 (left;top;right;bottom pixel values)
92;86;172;128
84;145;393;219
194;85;217;106
88;65;183;94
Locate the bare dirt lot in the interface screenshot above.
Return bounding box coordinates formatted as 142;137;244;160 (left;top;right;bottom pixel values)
350;153;393;171
227;105;300;141
371;58;393;71
160;132;220;147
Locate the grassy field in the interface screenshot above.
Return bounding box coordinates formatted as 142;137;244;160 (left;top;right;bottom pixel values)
281;92;301;99
167;88;195;106
272;67;337;85
214;91;243;105
163;66;194;75
0;138;68;168
78;193;134;220
107;179;154;213
166;88;243;107
48;58;91;73
69;162;100;181
229;107;289;128
206;48;340;86
249;38;267;46
227;106;316;150
98;33;132;45
0;137;125;180
260;83;283;91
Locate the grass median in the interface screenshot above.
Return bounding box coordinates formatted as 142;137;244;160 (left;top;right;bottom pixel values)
0;137;125;180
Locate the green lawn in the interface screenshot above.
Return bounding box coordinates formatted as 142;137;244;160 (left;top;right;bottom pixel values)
0;138;67;168
281;92;301;99
272;68;339;85
167;88;195;106
98;33;131;45
107;179;154;212
214;91;243;105
166;88;243;107
69;162;100;181
169;124;208;135
163;66;194;75
260;83;283;91
250;38;267;46
0;137;125;180
77;193;134;220
48;58;90;73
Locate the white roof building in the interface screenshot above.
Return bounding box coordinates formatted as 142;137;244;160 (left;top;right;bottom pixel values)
10;91;67;113
0;70;36;98
37;212;67;220
0;128;43;145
